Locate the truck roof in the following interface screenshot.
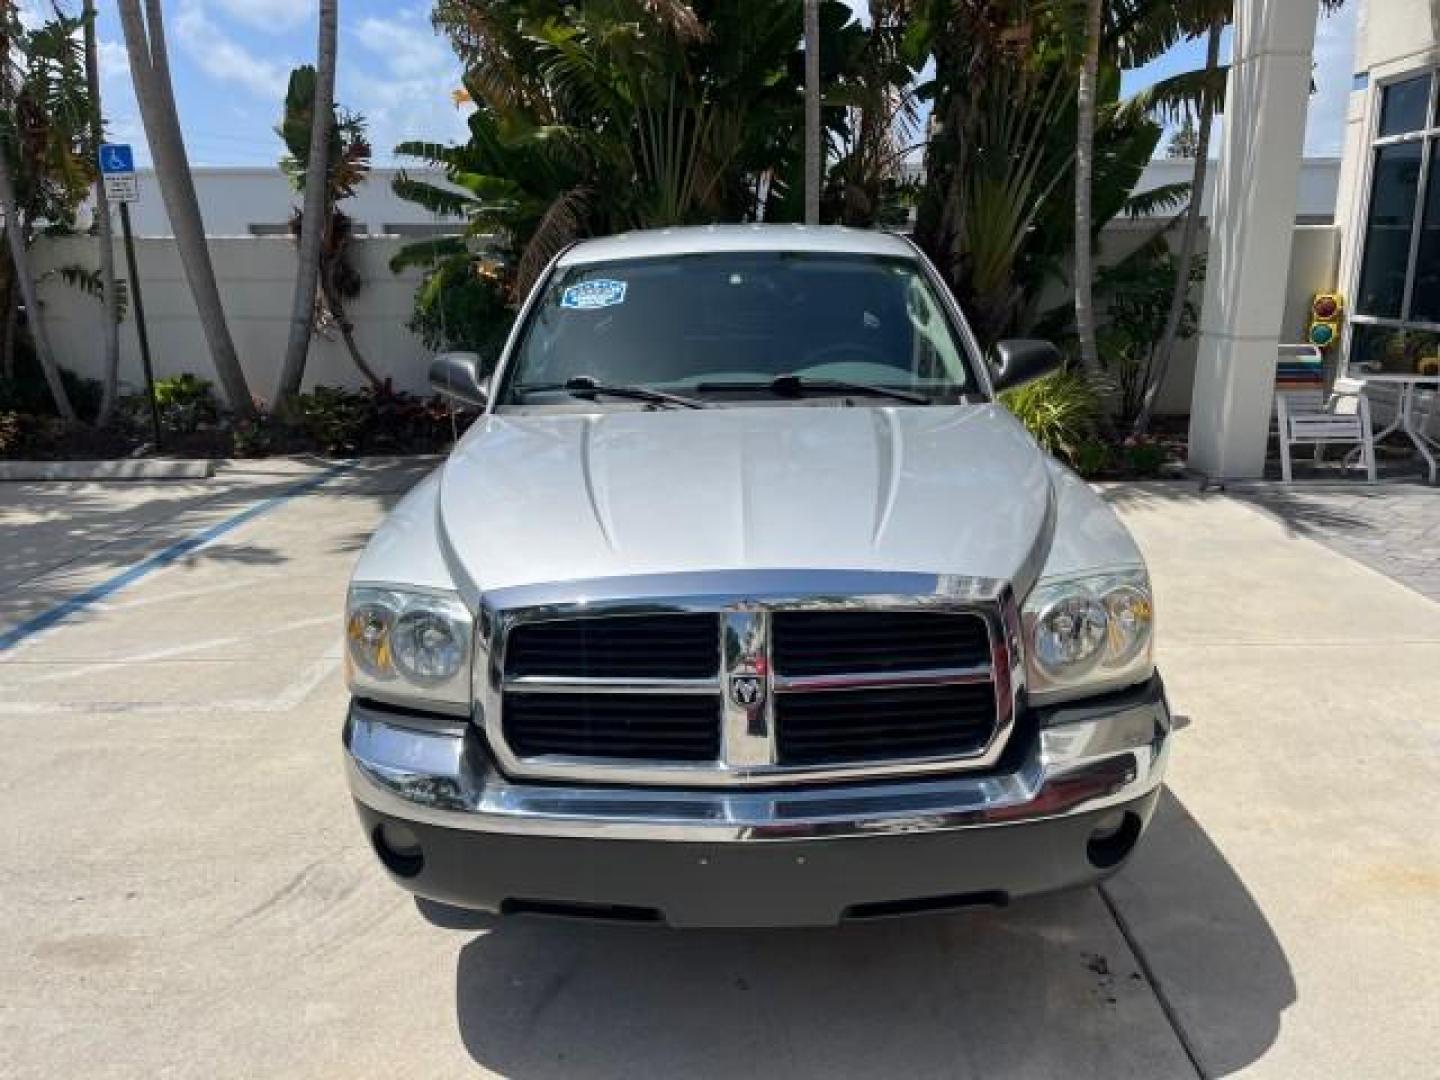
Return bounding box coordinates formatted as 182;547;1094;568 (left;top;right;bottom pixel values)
557;224;917;267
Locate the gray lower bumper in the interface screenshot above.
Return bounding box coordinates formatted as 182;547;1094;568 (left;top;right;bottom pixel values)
344;677;1170;927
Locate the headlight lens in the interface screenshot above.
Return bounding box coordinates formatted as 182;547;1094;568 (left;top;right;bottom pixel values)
391;610;465;685
1022;570;1153;702
345;587;472;710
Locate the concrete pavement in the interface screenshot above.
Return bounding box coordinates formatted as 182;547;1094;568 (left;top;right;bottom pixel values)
0;464;1435;1078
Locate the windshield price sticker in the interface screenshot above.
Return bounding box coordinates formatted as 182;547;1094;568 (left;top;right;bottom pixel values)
560;279;627;310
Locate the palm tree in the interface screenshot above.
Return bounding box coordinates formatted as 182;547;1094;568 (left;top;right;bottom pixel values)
277;71;379;392
0;3;85;421
1073;0;1104;379
0;144;74;420
117;0;253;417
82;0;120;427
277;0;337;409
803;0;820;225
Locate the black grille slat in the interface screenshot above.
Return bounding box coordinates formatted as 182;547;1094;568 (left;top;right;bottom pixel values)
504;693;720;761
772;612;990;676
505;614;718;679
776;683;997;766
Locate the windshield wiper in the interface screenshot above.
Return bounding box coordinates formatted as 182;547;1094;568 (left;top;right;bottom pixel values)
695;373;932;405
521;375;708;410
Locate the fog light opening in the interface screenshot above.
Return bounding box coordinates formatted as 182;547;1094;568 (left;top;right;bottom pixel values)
372;822;424;879
1086;811;1142;870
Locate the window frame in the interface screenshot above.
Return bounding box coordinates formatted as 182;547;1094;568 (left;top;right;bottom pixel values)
1350;68;1440;336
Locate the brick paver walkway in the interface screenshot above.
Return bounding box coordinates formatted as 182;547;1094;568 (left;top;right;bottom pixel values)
1229;481;1440;602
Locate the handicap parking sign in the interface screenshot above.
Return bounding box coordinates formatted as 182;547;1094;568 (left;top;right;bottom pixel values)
99;143;135;175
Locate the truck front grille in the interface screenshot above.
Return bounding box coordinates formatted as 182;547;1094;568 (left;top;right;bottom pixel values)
503;692;721;761
772;610;991;675
775;683;997;765
505;613;718;679
490;593;1010;785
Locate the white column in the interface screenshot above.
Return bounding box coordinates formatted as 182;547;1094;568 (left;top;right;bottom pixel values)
1188;0;1321;480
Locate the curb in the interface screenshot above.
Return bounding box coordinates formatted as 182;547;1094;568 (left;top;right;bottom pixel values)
0;459;218;482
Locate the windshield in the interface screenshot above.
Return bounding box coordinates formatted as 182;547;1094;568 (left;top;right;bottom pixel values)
498;251;978;407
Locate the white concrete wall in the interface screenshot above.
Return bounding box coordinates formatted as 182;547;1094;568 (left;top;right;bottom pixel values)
82;168;465;239
30;223;1340;417
32;236;439;403
1135;156;1340;223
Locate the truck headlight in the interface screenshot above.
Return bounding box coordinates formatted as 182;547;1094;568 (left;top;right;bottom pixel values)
345;586;472;711
1022;570;1153;703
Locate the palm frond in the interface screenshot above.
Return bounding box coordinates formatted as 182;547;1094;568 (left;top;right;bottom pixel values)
39;262;128;321
1123;180;1190;219
391;172;472;218
642;1;708;42
514;186;590;297
389;236;469;273
1118;64;1228;126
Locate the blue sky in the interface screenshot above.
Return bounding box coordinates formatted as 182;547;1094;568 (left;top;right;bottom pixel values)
21;0;1358;168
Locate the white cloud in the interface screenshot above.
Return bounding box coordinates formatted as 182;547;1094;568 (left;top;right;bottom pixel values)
14;0;43;29
175;0;290;100
97;39;148;164
355;15;453;79
213;0;314;33
1305;2;1358;157
342;12;468;163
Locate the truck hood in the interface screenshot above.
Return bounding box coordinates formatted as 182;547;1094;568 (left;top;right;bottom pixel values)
436;404;1055;594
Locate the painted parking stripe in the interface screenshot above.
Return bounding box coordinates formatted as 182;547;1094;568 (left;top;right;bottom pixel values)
0;464;351;654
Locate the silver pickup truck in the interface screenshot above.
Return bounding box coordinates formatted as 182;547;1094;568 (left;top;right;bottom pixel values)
342;225;1170;928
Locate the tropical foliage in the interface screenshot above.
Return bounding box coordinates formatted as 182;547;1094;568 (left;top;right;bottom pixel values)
277;65;382;390
0;3;103;418
912;0;1204;350
390;0;876;353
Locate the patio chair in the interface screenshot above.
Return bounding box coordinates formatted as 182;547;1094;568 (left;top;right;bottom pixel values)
1273;344;1376;483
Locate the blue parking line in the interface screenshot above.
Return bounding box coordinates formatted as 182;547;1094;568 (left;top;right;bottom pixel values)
0;463;352;653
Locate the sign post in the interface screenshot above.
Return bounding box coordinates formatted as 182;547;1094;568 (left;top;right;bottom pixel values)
99;144;160;448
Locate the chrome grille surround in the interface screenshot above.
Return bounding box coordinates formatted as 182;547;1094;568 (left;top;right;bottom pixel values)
475;570;1025;787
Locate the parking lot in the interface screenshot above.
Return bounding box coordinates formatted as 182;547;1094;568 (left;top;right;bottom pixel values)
2;461;1437;1079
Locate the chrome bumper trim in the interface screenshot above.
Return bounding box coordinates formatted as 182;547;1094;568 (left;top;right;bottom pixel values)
344;682;1169;843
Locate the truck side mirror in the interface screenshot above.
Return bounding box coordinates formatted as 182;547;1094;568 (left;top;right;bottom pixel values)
991;339;1063;393
429;352;489;408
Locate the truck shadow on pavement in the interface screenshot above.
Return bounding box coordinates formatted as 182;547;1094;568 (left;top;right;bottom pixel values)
437;789;1293;1079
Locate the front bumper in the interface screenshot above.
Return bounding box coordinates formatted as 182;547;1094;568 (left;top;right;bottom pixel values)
344;676;1171;927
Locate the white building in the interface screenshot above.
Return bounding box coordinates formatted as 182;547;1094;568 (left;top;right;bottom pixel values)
1333;0;1440;375
97;167;464;238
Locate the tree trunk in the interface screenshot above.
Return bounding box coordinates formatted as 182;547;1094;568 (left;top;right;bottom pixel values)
1073;0;1104;378
84;0;121;428
118;0;254;417
0;148;76;420
1134;16;1223;436
320;274;383;392
802;0;820;226
1;270;17;383
277;0;338;408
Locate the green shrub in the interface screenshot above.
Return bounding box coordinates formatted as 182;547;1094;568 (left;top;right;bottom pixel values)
149;374;220;433
0;347;104;423
1071;438;1113;478
406;255;514;365
1000;370;1104;464
294;384;374;455
1120;435;1167;478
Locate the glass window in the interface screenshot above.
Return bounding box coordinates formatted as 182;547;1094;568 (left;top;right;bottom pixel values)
1349;323;1440;375
1355;141;1423;318
1411;138;1440;323
500;252;977;406
1379;73;1432;137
